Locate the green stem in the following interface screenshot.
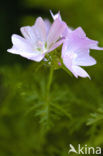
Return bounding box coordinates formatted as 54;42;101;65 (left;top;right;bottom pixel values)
47;67;54;94
42;67;54;129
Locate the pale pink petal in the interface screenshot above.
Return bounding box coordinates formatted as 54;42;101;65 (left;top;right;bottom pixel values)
7;46;29;56
26;53;45;62
47;19;66;48
75;55;96;66
73;49;96;66
72;65;90;78
20;26;37;44
65;27;103;51
62;53;90;78
62;51;76;69
62;26;72;37
44;19;51;35
8;46;45;62
10;34;33;51
74;49;96;66
62;39;69;58
89;40;103;50
50;10;62;20
7;46;19;54
7;34;45;62
33;17;47;42
50;10;72;36
48;39;64;52
72;27;86;38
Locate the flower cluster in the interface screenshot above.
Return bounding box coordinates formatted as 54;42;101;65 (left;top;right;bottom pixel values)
7;11;103;78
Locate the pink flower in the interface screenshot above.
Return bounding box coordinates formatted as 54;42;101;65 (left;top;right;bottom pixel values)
62;27;103;78
7;11;103;79
50;10;72;36
7;17;66;62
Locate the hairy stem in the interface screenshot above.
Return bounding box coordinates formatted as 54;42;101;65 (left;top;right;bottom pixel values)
41;67;54;130
47;67;54;94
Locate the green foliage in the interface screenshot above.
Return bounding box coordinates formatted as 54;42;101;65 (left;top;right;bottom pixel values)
0;61;103;155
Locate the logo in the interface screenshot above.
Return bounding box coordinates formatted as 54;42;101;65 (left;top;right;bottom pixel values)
68;144;101;155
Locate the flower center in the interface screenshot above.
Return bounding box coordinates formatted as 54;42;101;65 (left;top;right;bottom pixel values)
36;41;48;53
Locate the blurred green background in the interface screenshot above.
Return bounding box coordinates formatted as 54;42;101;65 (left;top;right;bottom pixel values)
0;0;103;155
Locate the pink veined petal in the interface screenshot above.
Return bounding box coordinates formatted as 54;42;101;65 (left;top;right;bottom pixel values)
62;39;69;58
20;26;37;44
7;34;45;62
11;34;33;51
26;53;45;62
62;26;72;37
62;52;90;78
47;18;66;48
75;55;96;66
7;46;31;56
65;27;103;51
74;49;96;66
62;51;77;70
50;10;72;36
61;37;76;59
72;65;90;78
50;10;62;20
62;34;85;57
44;19;51;35
63;36;87;52
92;45;103;50
63;27;88;52
88;39;103;50
72;27;86;38
7;45;37;56
7;46;19;55
7;46;45;62
62;56;72;71
32;17;47;42
62;38;96;66
48;38;64;52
